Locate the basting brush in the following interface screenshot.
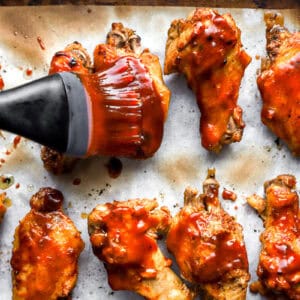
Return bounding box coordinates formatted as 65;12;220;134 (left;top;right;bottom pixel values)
0;56;165;158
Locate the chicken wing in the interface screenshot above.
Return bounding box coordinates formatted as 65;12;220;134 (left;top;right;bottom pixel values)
167;169;250;300
41;42;91;174
247;175;300;299
0;192;7;223
42;23;170;173
257;12;300;155
88;199;194;300
164;8;251;153
11;187;84;300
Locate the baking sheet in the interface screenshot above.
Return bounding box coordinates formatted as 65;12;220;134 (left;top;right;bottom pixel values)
0;6;299;300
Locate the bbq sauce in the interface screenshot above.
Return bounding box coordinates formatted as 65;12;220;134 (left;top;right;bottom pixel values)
167;209;248;283
79;56;164;158
90;202;170;290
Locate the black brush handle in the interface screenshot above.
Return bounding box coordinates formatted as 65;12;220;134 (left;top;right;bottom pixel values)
0;72;89;156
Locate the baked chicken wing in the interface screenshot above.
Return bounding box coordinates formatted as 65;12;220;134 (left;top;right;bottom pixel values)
88;199;194;300
164;8;251;153
0;192;7;223
247;175;300;299
11;187;84;300
257;13;300;155
167;169;250;299
42;23;170;174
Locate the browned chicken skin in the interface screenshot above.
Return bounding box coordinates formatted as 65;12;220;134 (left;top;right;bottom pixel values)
42;23;170;174
11;187;84;300
167;169;250;300
247;175;300;299
164;8;251;152
88;199;194;300
257;12;300;155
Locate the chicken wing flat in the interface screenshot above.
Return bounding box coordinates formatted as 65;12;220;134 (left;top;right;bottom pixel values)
167;169;250;300
88;199;194;300
247;175;300;299
0;193;7;223
257;12;300;155
164;8;251;153
11;187;84;300
41;42;91;174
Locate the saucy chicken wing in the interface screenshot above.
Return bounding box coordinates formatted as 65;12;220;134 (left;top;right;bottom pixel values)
88;199;194;300
42;23;170;174
0;192;7;223
257;13;300;155
11;187;84;300
167;169;250;299
247;175;300;299
164;8;251;153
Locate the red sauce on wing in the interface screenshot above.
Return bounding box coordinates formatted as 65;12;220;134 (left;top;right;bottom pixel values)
49;51;90;75
257;180;300;293
90;203;168;289
169;9;251;151
11;188;84;300
167;210;248;283
79;56;164;158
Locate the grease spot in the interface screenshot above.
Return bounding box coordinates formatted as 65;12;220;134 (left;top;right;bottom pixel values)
158;155;200;185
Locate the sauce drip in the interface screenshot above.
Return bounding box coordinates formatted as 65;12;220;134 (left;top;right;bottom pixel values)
37;36;46;50
257;178;300;292
222;188;237;201
105;157;123;178
0;75;4;90
79;56;164;158
13;135;21;148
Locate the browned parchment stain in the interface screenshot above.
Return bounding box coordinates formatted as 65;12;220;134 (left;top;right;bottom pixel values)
223;150;272;188
157;155;201;185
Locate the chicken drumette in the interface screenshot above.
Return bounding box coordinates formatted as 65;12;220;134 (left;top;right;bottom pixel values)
257;13;300;155
42;23;170;174
165;8;251;153
88;199;194;300
247;175;300;299
167;169;250;300
11;187;84;300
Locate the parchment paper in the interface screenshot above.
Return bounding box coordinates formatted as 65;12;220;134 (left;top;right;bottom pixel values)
0;6;299;300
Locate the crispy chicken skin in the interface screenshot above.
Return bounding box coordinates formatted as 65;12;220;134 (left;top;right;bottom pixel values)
88;199;194;300
164;8;251;153
167;169;250;300
257;13;300;156
11;187;84;300
0;193;7;223
247;175;300;299
41;41;91;174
